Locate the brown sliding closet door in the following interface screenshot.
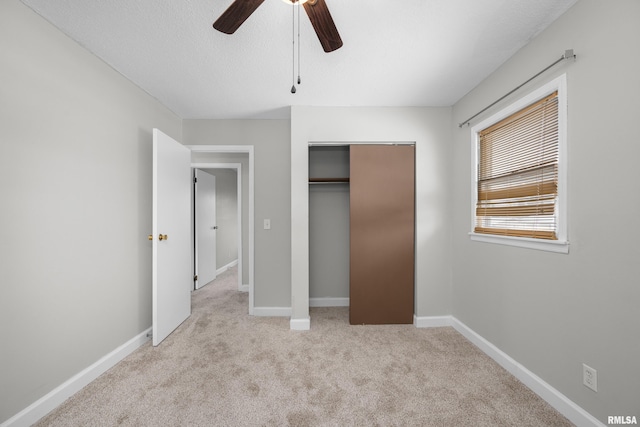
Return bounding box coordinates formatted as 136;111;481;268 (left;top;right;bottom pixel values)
349;145;415;325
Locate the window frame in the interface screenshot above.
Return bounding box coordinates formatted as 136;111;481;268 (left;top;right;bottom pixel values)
469;74;569;254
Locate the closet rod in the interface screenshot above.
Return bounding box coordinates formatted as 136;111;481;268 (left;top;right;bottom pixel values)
309;181;349;185
458;49;576;128
308;142;415;147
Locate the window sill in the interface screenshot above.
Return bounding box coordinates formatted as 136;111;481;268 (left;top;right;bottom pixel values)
469;232;569;254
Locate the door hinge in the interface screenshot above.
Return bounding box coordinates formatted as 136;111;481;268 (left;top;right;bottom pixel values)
193;275;198;281
194;177;197;183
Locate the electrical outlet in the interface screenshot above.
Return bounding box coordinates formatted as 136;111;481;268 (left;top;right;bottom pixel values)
583;363;597;392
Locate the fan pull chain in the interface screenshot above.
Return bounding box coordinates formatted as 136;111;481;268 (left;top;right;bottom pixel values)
291;3;296;94
297;2;301;85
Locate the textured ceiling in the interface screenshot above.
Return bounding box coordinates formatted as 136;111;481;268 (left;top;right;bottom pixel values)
20;0;578;119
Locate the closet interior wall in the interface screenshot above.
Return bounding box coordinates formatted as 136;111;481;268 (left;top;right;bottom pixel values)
308;146;350;302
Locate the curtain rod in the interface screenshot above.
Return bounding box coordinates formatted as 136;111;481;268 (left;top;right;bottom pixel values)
308;142;415;146
458;49;576;128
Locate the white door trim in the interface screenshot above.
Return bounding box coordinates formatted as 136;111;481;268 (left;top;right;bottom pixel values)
189;145;254;315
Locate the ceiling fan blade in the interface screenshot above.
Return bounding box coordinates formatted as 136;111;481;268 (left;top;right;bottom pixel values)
303;0;343;52
213;0;266;34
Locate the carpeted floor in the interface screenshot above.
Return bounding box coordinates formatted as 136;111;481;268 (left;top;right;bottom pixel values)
35;267;574;426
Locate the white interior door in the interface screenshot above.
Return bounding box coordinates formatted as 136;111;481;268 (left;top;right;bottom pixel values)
152;128;192;346
195;169;217;289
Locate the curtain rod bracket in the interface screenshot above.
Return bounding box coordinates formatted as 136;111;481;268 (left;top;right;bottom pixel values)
458;49;576;128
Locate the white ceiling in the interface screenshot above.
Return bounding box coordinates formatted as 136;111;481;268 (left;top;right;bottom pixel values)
20;0;578;119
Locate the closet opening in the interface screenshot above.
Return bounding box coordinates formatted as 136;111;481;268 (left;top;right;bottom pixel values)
308;142;415;325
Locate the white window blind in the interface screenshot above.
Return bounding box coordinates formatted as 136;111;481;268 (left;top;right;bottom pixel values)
475;91;559;240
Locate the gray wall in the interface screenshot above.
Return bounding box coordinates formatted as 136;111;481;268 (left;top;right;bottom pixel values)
184;120;292;308
0;0;182;422
451;0;640;421
309;186;350;299
201;168;238;269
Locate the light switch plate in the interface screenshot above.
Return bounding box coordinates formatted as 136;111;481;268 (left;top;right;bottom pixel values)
264;219;271;230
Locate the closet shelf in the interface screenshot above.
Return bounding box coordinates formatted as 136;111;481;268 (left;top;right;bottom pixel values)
309;177;350;184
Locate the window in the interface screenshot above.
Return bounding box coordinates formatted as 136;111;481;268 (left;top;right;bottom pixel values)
470;75;568;253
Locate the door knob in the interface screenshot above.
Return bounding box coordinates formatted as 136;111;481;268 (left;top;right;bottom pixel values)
148;234;153;241
159;234;168;241
212;226;218;230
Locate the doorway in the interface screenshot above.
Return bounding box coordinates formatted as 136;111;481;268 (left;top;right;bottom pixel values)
193;165;241;291
190;145;254;315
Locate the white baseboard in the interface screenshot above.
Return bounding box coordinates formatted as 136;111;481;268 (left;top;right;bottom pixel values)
290;317;311;331
414;316;603;426
309;297;350;307
449;318;605;427
216;259;238;276
252;307;292;317
239;284;249;292
2;328;152;427
413;315;454;328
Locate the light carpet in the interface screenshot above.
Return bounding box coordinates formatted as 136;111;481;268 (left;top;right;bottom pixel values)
35;267;573;426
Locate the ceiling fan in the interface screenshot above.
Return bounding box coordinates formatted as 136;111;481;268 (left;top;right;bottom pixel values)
213;0;343;52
